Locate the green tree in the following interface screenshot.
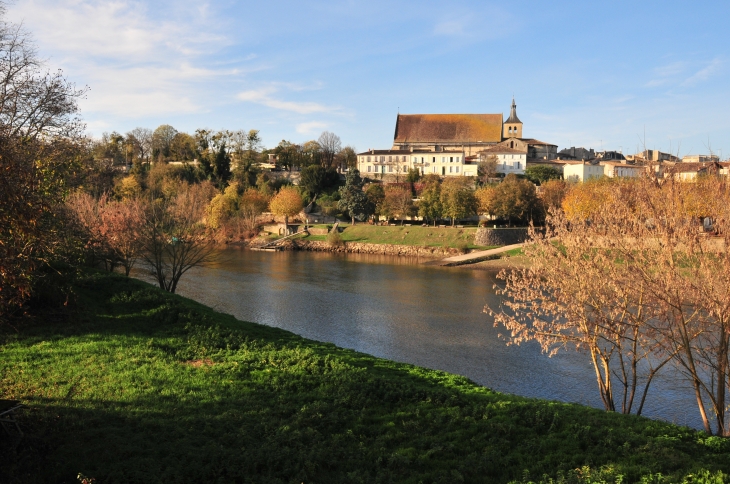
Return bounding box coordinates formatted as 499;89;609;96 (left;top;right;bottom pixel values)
300;165;339;199
338;169;370;225
406;167;421;183
365;184;385;221
525;165;562;185
418;181;443;226
152;124;178;160
440;178;476;226
213;143;232;187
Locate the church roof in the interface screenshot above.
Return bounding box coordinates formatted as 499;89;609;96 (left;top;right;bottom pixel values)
393;114;503;144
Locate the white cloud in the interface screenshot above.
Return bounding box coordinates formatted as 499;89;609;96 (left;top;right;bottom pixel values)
237;87;339;114
682;58;723;86
296;121;327;135
6;0;245;120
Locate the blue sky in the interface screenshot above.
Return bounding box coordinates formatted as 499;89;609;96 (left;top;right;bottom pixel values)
8;0;730;158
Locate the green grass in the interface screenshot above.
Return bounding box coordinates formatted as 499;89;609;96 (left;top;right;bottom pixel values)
312;224;491;250
1;272;729;483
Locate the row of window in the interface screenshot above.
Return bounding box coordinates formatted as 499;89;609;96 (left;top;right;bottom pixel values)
360;155;462;164
365;165;461;174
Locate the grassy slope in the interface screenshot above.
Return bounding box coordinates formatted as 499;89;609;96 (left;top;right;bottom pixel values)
1;272;729;484
302;224;493;250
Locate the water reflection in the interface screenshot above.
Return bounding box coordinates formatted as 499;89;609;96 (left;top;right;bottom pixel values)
135;248;701;429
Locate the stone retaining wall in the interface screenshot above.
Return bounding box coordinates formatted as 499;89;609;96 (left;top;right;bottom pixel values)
474;228;530;246
284;240;463;258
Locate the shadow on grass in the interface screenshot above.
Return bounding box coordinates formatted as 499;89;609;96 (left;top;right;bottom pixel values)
2;272;729;483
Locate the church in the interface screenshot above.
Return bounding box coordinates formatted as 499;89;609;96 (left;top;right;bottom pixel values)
357;99;557;178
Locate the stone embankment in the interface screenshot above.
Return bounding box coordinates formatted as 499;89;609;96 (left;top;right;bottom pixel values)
282;239;464;258
474;227;530;246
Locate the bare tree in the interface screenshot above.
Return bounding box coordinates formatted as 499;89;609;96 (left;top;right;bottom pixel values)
128;127;153;165
318;131;341;170
141;184;216;293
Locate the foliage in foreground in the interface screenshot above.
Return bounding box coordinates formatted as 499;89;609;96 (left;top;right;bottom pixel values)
1;272;729;483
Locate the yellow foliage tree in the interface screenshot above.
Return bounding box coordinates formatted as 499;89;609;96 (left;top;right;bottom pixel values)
269;186;304;228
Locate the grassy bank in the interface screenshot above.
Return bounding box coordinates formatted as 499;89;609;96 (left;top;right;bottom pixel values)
301;224;492;250
1;272;729;483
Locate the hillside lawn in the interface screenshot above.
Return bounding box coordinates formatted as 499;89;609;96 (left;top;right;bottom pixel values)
298;224;495;250
1;271;729;483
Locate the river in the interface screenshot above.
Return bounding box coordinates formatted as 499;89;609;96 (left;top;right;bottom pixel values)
136;248;700;429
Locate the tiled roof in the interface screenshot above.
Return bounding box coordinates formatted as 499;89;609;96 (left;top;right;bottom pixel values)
357;149;464;156
393;114;503;143
600;161;643;167
520;138;558;147
479;146;526;154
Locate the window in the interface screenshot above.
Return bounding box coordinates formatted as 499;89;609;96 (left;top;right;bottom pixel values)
388;156;392;162
517;162;521;169
450;157;453;163
449;166;452;173
421;157;424;163
389;165;393;172
367;165;371;172
432;157;436;163
455;166;459;173
380;156;385;162
367;156;371;162
412;157;417;163
456;157;460;162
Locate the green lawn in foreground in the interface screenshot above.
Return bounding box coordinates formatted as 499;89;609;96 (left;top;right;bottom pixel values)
1;272;728;483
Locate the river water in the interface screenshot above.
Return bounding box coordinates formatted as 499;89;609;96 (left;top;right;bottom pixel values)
138;248;700;429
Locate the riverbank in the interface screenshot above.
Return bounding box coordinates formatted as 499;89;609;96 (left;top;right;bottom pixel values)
1;271;728;483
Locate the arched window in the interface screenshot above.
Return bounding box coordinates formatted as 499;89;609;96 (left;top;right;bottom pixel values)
510;141;514;148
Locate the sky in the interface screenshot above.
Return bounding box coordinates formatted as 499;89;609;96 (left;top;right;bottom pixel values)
7;0;730;158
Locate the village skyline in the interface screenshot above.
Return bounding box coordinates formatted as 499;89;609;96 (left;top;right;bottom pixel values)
7;0;729;159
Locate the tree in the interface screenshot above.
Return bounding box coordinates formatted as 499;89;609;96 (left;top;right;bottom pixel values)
525;164;562;185
381;186;414;224
141;183;215;294
474;185;497;218
151;124;178;160
300;165;339;199
440;178;476;226
237;188;269;235
269;186;304;229
490;174;540;226
365;184;385;221
336;146;357;172
0;6;86;317
478;155;498;184
406;167;421;183
127;127;153;167
318;131;342;170
169;132;196;162
418;180;442;226
338;169;369;224
540;179;569;215
212;143;232;187
492;176;730;436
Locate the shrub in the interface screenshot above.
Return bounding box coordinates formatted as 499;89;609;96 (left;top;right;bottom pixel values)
326;229;344;247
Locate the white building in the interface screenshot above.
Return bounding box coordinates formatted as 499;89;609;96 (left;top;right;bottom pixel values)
479;146;527;176
563;161;604;182
601;162;644;178
357;149;473;177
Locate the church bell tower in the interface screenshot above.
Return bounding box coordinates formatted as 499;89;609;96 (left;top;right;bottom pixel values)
503;98;523;140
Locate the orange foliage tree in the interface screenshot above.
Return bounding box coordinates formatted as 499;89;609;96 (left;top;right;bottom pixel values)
269;186;303;229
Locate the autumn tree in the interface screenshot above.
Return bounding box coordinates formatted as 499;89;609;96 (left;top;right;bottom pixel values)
539;179;569;215
475;185;497;218
492;176;730;436
269;186;304;229
440;178;476;226
489;174;540;226
141;183;216;293
336;146;357;172
0;7;86;317
381;186;414;224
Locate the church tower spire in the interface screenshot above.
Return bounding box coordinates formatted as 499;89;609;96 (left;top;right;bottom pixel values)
503;97;523;140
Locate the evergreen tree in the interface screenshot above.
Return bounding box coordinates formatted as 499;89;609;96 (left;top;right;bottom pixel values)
338;169;370;225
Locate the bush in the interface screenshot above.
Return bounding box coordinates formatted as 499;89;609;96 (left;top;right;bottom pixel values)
326;229;344;247
455;240;469;254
